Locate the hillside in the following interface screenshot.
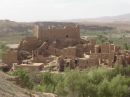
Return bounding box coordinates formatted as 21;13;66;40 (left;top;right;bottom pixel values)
68;13;130;23
0;20;78;37
86;13;130;23
0;20;116;36
0;18;130;44
0;20;33;37
0;71;58;97
66;13;130;33
0;71;29;97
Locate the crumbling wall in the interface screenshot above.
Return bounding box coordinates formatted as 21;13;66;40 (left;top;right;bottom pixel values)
89;39;96;46
78;58;99;69
34;25;80;42
78;58;88;69
100;43;116;53
109;44;115;53
76;44;84;57
2;50;18;65
61;47;77;58
100;53;114;66
95;45;101;53
33;55;55;64
83;42;96;54
18;37;42;52
15;63;44;71
101;43;110;53
115;55;125;65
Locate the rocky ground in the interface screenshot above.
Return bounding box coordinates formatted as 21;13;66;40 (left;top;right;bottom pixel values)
0;71;58;97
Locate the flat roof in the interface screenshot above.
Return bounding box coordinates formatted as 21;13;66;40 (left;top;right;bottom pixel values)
6;44;19;49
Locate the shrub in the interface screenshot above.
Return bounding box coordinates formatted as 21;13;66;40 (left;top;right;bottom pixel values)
12;67;130;97
55;68;130;97
13;69;34;89
40;72;63;93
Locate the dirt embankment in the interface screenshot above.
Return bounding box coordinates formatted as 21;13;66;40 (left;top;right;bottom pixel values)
0;71;30;97
0;71;58;97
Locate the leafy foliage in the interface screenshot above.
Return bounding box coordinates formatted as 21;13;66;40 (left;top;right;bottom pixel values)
0;42;8;57
12;67;130;97
13;69;34;89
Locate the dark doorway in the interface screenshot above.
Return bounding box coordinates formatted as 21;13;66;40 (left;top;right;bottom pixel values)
66;35;69;38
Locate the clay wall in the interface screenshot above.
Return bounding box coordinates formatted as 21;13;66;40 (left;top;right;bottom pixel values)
78;57;99;69
19;37;42;52
33;55;55;63
115;55;124;65
101;44;110;53
89;39;96;46
2;50;18;65
100;43;116;53
76;44;84;57
87;58;99;67
95;45;101;53
84;43;95;54
61;47;77;58
34;25;80;42
100;53;114;66
109;44;115;53
15;63;44;72
78;58;88;69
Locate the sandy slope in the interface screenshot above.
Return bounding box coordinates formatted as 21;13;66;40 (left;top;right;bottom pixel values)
0;71;58;97
0;71;30;97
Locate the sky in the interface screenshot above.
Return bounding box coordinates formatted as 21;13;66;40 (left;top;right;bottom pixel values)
0;0;130;22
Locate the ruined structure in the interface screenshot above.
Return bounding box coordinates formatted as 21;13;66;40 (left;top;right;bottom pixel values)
34;24;80;42
2;23;130;72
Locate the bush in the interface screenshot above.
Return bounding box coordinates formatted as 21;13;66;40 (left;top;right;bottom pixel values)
54;68;130;97
13;69;34;89
124;43;129;50
0;42;8;58
38;72;63;93
12;67;130;97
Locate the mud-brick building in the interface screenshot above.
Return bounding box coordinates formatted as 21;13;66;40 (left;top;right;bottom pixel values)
34;24;80;42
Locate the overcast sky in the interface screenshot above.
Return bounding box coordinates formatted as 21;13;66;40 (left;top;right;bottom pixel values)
0;0;130;22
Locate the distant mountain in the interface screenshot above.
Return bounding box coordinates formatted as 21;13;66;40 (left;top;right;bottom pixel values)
0;17;129;38
0;20;33;36
68;13;130;23
0;20;77;37
88;13;130;23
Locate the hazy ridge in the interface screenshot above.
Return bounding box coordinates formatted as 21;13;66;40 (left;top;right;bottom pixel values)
0;13;130;37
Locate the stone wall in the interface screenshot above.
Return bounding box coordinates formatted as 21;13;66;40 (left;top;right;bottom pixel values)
100;43;116;53
78;58;99;69
34;25;80;42
61;47;77;58
18;37;42;52
2;50;18;65
15;63;44;71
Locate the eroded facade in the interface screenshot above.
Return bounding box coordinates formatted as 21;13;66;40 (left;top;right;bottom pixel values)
2;23;130;72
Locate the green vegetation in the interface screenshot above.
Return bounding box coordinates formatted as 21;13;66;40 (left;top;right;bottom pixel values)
13;66;130;97
0;32;32;58
81;29;130;50
12;69;34;89
0;32;32;44
96;35;109;44
0;42;8;58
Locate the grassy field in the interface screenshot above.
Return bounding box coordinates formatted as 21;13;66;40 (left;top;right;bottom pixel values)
0;36;25;44
0;32;32;44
